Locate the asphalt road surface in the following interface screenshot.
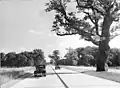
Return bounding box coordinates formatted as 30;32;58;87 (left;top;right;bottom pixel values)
4;65;120;88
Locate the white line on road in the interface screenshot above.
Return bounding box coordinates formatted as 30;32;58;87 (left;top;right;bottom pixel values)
51;66;69;88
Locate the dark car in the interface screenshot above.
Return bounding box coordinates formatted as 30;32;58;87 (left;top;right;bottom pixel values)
55;65;60;69
34;65;46;77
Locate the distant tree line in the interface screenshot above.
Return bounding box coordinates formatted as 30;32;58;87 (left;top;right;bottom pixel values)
0;49;45;67
57;46;120;67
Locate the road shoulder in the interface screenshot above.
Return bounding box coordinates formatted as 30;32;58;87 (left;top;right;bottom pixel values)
1;79;22;88
61;65;120;83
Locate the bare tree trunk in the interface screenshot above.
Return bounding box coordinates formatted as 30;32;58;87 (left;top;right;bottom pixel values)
96;41;110;71
96;11;112;71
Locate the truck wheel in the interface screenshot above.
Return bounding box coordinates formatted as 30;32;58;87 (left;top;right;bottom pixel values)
34;71;37;74
34;74;37;77
43;73;46;76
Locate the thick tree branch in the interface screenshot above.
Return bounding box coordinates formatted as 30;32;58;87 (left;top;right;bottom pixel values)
80;1;102;37
54;0;98;38
56;31;78;36
83;11;95;24
81;26;99;45
94;15;101;37
59;0;69;20
87;26;99;45
76;0;105;15
46;0;120;47
90;36;99;45
83;10;101;37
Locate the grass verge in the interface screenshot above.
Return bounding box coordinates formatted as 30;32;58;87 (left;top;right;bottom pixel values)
0;67;33;85
62;66;120;83
110;66;120;70
83;71;120;83
0;71;23;85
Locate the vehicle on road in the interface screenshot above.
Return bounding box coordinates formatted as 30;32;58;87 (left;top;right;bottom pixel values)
34;58;46;77
55;65;60;70
34;65;46;77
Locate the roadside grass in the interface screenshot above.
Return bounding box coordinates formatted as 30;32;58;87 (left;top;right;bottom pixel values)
83;71;120;83
61;66;120;83
109;66;120;69
0;67;34;85
0;71;22;85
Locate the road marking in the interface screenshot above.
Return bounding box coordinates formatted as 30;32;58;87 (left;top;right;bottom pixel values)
51;66;69;88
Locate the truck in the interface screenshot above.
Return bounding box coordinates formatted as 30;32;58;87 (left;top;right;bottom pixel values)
34;58;46;77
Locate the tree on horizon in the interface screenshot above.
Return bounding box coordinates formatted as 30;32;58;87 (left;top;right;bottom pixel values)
48;50;60;65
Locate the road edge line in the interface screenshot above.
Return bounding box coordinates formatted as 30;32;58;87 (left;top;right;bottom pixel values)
51;66;69;88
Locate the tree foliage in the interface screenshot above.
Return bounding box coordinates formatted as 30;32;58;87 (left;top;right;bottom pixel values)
64;47;79;60
45;0;120;71
76;46;120;66
58;46;120;66
0;52;6;66
1;49;45;67
64;48;79;65
45;0;120;45
108;48;120;66
48;50;60;65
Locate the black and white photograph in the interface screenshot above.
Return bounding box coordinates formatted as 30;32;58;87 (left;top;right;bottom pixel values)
0;0;120;88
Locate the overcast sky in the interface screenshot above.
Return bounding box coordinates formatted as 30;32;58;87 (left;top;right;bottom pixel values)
0;0;120;61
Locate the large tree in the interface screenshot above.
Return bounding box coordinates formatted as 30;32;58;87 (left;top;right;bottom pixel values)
45;0;120;71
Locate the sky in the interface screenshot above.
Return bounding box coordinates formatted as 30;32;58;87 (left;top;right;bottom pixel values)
0;0;120;61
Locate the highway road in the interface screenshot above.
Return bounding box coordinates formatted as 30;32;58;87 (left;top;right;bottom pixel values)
9;65;65;88
2;65;120;88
